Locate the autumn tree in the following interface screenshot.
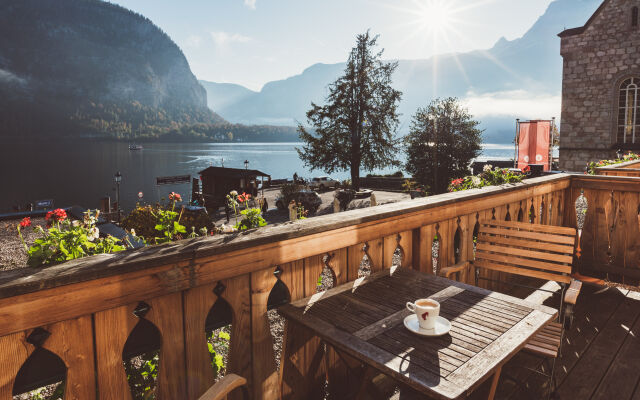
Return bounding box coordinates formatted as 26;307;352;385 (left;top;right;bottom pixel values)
405;97;483;194
297;31;402;190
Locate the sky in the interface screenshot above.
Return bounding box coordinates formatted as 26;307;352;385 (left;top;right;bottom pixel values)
110;0;554;91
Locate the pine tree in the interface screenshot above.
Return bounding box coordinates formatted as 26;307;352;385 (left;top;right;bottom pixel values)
405;98;483;194
297;31;402;190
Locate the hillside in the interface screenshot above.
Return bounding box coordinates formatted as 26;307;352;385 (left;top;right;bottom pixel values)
207;0;602;142
0;0;297;142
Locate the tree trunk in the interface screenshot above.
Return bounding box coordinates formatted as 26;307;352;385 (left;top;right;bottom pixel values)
351;164;360;191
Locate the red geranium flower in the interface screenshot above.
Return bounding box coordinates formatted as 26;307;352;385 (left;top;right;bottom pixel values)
169;192;182;202
20;217;31;228
46;208;67;222
522;165;531;173
451;178;464;186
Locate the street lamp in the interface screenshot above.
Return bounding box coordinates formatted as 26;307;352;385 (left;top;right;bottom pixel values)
114;171;122;223
244;160;249;170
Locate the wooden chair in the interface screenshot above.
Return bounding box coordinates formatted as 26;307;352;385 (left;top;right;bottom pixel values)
440;220;582;398
197;374;248;400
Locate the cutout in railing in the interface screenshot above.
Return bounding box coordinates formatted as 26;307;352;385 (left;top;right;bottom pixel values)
358;243;371;278
13;328;66;399
267;266;291;371
529;202;536;223
205;282;233;380
432;224;441;274
122;302;162;400
505;204;512;221
517;206;524;222
540;199;546;224
453;225;462;264
575;190;588;259
267;266;291;310
491;208;496;220
317;254;337;293
472;219;480;257
393;234;405;267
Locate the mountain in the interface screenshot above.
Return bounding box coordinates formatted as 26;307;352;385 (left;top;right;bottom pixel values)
199;80;257;114
206;0;602;143
0;0;298;142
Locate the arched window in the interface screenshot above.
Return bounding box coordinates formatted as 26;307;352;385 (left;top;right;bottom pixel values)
618;78;640;144
633;7;639;27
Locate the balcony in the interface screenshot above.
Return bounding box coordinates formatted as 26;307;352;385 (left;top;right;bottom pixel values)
0;173;638;399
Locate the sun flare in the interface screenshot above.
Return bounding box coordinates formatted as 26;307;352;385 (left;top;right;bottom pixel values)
421;1;453;33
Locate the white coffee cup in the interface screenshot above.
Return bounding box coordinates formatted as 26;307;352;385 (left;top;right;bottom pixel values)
406;299;440;330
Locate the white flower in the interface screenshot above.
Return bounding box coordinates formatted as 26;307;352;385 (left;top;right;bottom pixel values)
471;176;482;186
221;224;237;233
88;227;99;241
230;190;238;196
483;164;493;172
130;229;136;236
72;220;80;227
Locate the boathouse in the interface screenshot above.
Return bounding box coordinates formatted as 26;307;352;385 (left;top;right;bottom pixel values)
198;166;270;209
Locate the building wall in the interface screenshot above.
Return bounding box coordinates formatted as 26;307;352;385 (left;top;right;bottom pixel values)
560;0;640;171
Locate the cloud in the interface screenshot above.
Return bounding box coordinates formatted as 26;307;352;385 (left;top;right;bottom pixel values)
0;68;27;86
210;31;252;47
463;90;561;118
184;35;203;48
244;0;257;10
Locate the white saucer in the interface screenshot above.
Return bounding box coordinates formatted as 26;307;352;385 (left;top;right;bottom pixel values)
404;315;452;337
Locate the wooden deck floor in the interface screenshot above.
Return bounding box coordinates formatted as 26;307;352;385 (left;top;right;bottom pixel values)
485;283;640;400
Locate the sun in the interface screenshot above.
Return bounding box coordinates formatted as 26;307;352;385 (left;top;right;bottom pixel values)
420;0;454;34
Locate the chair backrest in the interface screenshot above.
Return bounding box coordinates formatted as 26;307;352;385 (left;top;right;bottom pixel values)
475;220;577;284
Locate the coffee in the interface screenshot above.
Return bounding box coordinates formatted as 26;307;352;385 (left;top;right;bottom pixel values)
416;299;438;308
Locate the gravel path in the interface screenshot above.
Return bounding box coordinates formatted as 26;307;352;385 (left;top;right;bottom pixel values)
0;218;45;271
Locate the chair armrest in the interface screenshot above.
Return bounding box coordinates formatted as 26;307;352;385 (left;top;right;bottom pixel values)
564;279;582;306
439;261;471;279
198;374;247;400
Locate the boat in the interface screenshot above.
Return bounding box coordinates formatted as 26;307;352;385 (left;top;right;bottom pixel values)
129;144;143;150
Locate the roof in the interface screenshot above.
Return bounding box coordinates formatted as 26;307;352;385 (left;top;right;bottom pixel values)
558;0;608;37
198;166;270;178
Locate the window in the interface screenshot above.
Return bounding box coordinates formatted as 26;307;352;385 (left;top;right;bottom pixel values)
618;78;640;144
633;7;639;27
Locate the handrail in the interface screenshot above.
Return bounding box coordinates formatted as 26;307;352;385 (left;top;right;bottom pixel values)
595;159;640;176
0;174;572;300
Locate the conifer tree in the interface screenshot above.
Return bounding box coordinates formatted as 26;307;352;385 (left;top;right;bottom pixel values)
297;31;402;190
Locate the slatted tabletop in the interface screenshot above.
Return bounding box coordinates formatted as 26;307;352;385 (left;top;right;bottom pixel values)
278;267;557;400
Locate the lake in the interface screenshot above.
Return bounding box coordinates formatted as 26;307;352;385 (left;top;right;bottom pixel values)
0;141;519;213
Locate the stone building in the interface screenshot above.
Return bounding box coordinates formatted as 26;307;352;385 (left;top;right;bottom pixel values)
559;0;640;171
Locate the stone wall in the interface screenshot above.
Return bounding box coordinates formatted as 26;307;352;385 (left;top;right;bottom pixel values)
559;0;640;171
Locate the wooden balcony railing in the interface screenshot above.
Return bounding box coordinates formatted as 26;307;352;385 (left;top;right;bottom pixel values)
595;160;640;177
0;173;637;400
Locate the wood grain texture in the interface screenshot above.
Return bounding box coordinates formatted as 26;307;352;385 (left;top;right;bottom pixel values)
250;267;278;400
0;331;29;400
223;274;253;400
278;268;555;400
95;304;137;400
183;282;218;399
0;316;96;400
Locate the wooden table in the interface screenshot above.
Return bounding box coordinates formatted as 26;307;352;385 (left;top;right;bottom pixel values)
278;267;557;400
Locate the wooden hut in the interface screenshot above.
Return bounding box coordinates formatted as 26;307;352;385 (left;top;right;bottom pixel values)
198;166;270;210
